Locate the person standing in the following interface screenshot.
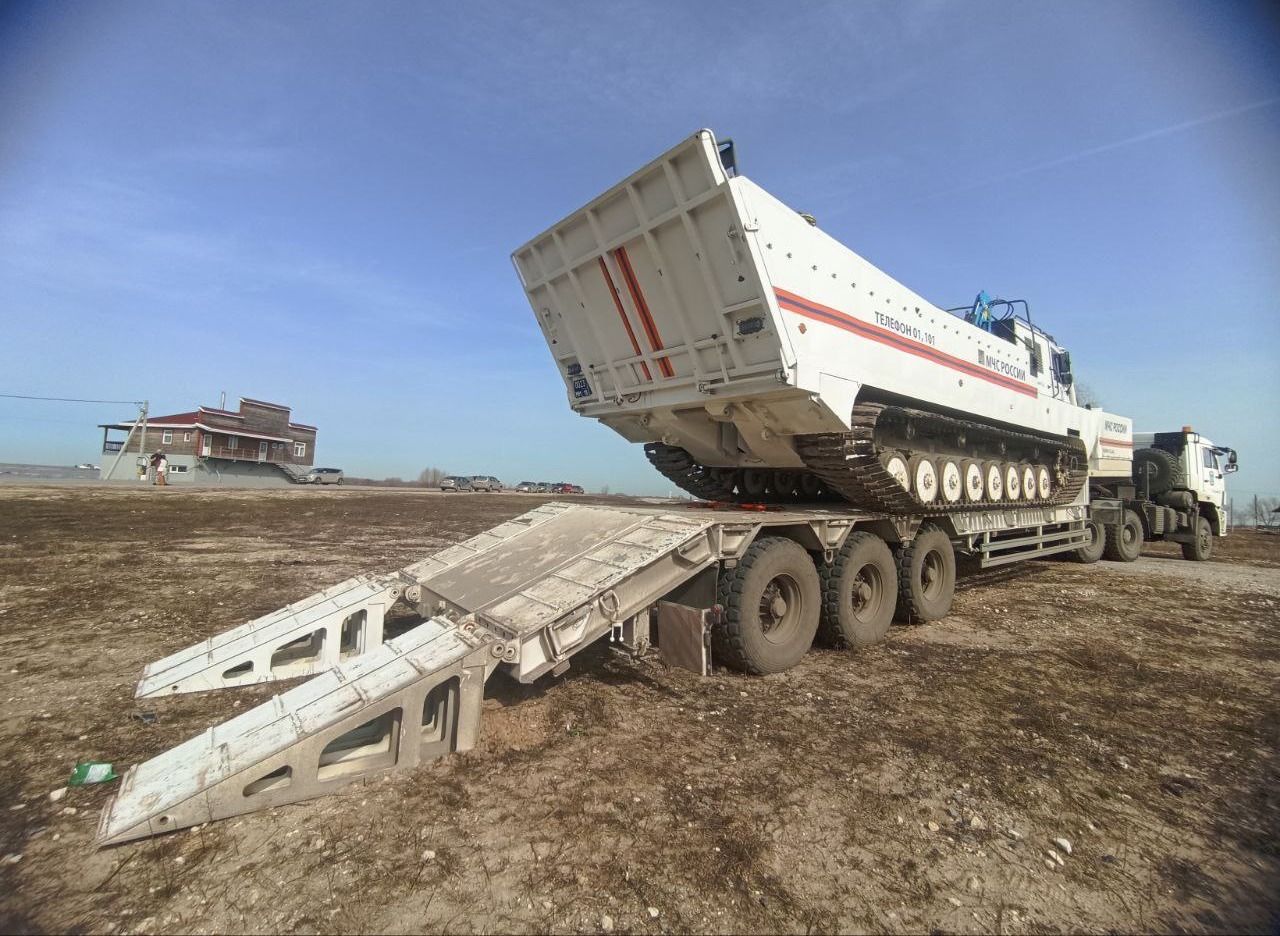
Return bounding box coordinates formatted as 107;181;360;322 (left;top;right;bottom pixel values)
155;451;168;486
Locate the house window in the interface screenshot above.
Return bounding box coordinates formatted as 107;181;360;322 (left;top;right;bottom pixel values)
183;432;191;442
228;435;239;450
272;441;283;451
294;442;306;458
162;430;173;444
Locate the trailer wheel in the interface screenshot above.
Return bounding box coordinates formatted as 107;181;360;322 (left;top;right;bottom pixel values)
818;533;896;648
894;526;956;623
715;536;821;674
1103;508;1143;562
1181;516;1213;561
1073;518;1106;564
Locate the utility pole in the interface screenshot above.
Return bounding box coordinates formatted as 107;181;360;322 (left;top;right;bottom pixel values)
137;400;149;482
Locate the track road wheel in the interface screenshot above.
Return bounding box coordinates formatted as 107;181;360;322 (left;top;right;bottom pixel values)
962;460;985;503
939;459;963;505
1035;465;1052;500
798;473;824;501
910;456;939;505
715;536;821;674
894;526;956;623
1181;516;1213;561
1073;518;1106;564
818;533;896;649
740;468;769;499
1004;463;1022;501
882;452;910;492
984;461;1004;501
1103;508;1143;562
1021;465;1036;502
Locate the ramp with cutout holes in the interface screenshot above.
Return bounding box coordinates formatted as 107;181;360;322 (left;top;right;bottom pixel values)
105;503;746;844
136;503;576;698
97;617;502;846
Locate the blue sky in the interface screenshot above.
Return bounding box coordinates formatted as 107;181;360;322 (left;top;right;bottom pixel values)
1;0;1277;498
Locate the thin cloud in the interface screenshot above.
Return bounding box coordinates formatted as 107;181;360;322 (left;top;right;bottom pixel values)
924;96;1280;202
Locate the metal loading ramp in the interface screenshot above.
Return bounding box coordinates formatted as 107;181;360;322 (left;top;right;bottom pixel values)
97;618;500;846
99;504;728;845
136;503;578;698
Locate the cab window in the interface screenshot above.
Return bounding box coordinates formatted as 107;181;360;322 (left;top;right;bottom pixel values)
1202;449;1218;471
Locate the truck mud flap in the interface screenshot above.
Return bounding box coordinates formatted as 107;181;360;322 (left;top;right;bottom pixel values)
97;617;502;846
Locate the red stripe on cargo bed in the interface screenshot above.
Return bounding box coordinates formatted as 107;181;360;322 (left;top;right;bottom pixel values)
613;246;675;378
774;287;1038;398
598;257;652;381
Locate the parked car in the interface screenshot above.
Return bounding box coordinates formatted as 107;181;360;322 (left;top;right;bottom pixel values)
550;482;584;494
469;475;503;492
514;481;538;493
440;475;472;492
305;467;344;485
535;482;552;493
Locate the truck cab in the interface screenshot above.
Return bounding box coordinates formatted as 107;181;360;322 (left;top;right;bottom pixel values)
1131;428;1237;544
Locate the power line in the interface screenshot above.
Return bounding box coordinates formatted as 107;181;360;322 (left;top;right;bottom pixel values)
0;393;145;405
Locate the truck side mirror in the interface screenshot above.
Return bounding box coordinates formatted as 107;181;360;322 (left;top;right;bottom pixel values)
1224;463;1238;474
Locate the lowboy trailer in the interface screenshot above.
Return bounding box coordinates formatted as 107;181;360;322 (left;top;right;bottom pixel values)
98;497;1096;845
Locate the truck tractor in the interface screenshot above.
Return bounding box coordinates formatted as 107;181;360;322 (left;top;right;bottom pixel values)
1082;428;1237;562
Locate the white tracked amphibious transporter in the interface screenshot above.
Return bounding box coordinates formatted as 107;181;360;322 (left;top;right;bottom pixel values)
512;129;1135;510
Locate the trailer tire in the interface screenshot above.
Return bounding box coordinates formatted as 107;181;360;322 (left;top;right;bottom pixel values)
894;526;956;623
818;533;896;649
1103;508;1143;562
1132;448;1185;497
1073;518;1106;564
1181;516;1213;561
715;536;821;674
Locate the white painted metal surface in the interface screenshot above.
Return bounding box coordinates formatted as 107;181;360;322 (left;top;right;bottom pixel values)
98;617;501;846
512;129;1133;478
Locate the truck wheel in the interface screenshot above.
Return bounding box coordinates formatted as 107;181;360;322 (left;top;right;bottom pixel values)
1133;448;1185;497
1073;518;1106;564
818;533;896;648
715;536;821;674
1181;516;1213;561
1103;508;1143;562
894;526;956;623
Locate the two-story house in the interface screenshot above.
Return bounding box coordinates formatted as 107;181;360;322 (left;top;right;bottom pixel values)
99;398;318;485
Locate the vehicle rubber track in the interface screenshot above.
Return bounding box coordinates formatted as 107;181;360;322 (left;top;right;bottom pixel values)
644;403;1088;515
793;403;1089;515
643;443;738;501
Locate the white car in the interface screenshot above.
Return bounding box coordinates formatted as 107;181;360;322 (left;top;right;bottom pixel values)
305;467;344;485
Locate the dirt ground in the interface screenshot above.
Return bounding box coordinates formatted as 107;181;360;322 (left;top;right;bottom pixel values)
0;484;1277;935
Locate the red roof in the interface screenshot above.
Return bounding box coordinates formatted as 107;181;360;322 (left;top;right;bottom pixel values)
144;411;200;426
